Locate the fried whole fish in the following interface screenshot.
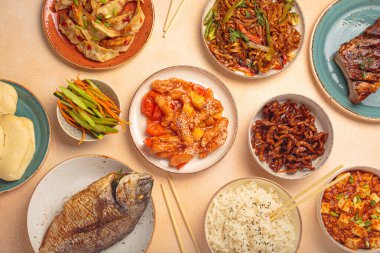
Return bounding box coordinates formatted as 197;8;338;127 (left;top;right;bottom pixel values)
39;171;154;253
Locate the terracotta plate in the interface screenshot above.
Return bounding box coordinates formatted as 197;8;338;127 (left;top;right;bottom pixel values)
42;0;154;70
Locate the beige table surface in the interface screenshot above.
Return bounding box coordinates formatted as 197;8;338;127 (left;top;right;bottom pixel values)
1;0;380;252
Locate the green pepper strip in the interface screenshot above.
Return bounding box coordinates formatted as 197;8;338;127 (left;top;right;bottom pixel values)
223;0;244;24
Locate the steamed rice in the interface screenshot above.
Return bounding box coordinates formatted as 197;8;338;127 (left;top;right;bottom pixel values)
206;180;297;253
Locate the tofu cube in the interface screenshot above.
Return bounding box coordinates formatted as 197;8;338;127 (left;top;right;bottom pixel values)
371;219;380;232
337;214;351;228
371;193;380;203
354;202;365;214
321;202;330;214
345;238;362;250
356;186;371;198
362;173;373;181
342;200;352;212
338;198;347;210
352;224;368;238
370;237;380;249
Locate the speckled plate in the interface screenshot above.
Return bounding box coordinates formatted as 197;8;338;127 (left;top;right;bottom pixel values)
311;0;380;121
201;0;305;79
129;65;238;174
0;79;50;193
27;155;155;252
42;0;154;70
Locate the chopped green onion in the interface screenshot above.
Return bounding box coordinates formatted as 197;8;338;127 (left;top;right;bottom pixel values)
82;15;88;29
349;176;354;184
74;25;82;30
330;211;339;217
73;0;79;7
100;0;107;3
105;14;112;19
95;19;102;24
96;15;102;20
364;184;369;189
104;22;110;27
365;220;372;227
353;195;362;205
113;8;118;16
336;193;344;200
371;214;378;219
370;200;377;207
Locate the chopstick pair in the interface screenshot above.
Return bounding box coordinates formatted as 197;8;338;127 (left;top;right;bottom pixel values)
163;0;185;38
161;174;201;253
270;164;347;221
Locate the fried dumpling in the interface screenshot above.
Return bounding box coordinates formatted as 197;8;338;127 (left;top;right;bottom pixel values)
55;0;73;11
76;40;119;62
96;0;127;18
70;4;84;26
59;14;85;45
99;35;134;52
106;10;134;31
91;19;121;38
122;0;145;36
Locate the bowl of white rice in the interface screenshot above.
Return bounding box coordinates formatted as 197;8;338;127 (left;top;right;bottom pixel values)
204;178;302;253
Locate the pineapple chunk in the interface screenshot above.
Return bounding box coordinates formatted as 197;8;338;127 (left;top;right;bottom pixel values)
345;238;362;250
370;237;380;249
371;193;380;203
352;224;368;238
192;128;204;141
372;219;380;231
321;202;330;214
182;102;194;115
213;112;223;119
338;214;351;228
189;91;205;109
356;186;371;198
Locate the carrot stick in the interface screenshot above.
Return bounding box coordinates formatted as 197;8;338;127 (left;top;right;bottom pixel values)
79;127;86;145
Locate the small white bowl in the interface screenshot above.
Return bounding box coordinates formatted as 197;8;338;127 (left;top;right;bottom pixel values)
204;177;302;253
248;94;334;180
56;79;120;142
317;166;380;253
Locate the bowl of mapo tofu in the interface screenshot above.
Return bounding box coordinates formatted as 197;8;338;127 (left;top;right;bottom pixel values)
318;166;380;252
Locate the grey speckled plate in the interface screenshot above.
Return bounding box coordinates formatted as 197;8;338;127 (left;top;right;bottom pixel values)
27;155;155;253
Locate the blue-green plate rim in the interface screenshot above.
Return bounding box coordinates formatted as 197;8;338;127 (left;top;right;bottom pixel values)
0;79;51;193
310;0;380;122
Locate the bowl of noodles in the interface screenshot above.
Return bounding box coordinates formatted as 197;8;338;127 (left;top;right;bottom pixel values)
201;0;305;79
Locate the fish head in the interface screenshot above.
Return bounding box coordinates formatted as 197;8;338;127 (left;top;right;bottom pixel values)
116;172;153;208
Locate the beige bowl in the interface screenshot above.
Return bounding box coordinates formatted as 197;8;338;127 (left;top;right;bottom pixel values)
204;177;302;253
248;94;334;180
56;79;120;142
317;166;380;253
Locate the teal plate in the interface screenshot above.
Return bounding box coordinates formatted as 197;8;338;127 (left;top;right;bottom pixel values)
0;80;50;192
311;0;380;121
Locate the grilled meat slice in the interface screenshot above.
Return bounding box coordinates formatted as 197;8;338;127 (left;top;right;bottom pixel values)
334;17;380;104
39;172;153;253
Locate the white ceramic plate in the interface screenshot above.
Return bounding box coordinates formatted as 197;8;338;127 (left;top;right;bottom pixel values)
129;65;238;174
201;0;305;79
204;177;302;253
317;166;380;253
27;155;155;253
248;94;334;180
56;79;121;142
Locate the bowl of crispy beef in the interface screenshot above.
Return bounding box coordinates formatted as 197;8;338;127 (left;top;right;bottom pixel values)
248;94;333;180
317;166;380;252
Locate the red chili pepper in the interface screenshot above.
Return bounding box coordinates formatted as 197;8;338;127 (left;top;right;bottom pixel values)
141;94;155;117
144;138;153;147
146;120;167;136
176;163;186;169
237;23;262;44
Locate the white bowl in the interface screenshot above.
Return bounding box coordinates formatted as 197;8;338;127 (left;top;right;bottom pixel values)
317;166;380;253
248;94;334;180
56;79;120;142
204;177;302;253
129;65;238;174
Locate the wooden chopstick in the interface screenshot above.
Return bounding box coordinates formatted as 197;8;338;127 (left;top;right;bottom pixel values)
270;172;350;221
163;0;174;32
275;164;344;214
161;184;187;253
167;174;201;253
163;0;185;38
